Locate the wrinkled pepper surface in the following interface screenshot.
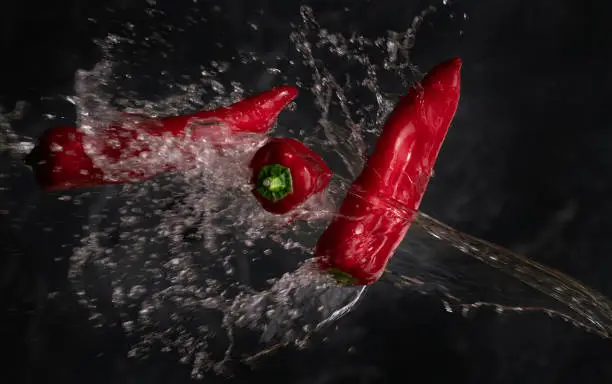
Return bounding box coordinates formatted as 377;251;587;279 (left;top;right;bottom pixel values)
249;138;332;215
315;58;462;285
26;85;298;191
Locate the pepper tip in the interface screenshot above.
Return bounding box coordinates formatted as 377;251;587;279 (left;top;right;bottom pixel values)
447;57;462;68
273;85;299;102
438;57;462;73
424;57;462;90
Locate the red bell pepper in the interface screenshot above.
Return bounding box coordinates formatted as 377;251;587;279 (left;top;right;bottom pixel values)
25;86;298;191
249;138;332;215
315;58;462;285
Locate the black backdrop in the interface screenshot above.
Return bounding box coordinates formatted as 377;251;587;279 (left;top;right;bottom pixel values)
3;0;612;383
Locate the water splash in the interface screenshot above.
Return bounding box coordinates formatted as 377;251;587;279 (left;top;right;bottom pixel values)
2;3;612;380
0;102;36;157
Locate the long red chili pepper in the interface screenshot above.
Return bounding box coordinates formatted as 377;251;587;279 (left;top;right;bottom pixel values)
249;138;332;215
25;86;298;191
315;58;462;285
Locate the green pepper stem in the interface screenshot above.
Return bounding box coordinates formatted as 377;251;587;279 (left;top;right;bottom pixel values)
256;164;293;201
326;268;359;285
262;176;284;190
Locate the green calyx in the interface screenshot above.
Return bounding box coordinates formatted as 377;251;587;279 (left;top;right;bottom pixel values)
327;268;359;285
256;164;293;201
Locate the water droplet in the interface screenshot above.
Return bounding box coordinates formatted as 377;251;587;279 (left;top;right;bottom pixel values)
122;320;134;332
210;80;226;94
266;68;281;75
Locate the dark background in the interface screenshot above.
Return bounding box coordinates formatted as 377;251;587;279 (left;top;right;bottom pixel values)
3;0;612;382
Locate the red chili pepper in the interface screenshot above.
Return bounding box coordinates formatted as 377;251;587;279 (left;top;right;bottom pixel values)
315;58;462;285
249;138;332;215
25;86;298;191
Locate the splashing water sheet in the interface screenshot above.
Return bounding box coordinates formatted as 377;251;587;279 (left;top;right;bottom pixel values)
2;2;612;379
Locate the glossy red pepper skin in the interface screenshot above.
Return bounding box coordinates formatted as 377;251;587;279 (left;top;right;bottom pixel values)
315;58;462;285
26;86;298;191
249;138;332;215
